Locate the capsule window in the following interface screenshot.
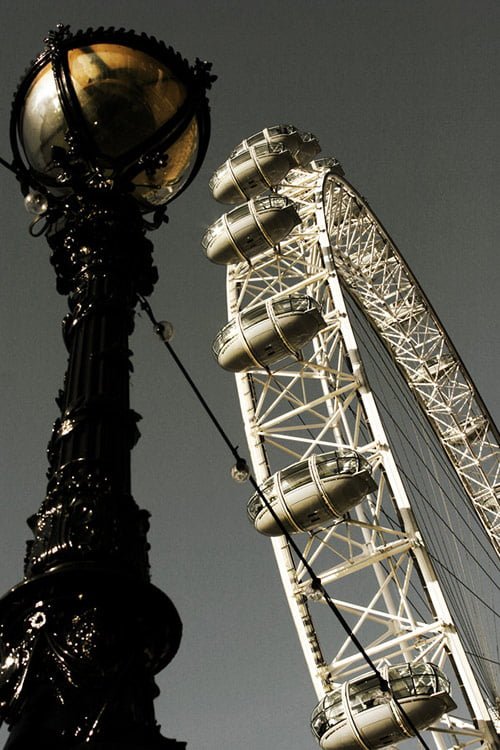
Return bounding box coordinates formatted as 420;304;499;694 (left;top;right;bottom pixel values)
280;463;313;493
237;126;294;156
227;204;250;223
247;494;265;522
212;325;240;357
348;675;383;713
247;477;275;523
388;663;437;698
254;195;288;211
270;125;293;136
413;672;436;696
242;305;270;326
201;217;225;249
337;456;359;475
208;165;226;190
315;450;360;479
389;674;414;699
231;150;253;169
310;689;344;740
273;296;313;315
432;666;450;694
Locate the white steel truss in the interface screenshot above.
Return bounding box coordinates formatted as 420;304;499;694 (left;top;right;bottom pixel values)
222;162;499;748
320;172;500;555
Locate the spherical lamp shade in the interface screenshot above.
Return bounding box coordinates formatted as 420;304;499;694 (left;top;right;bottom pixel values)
11;27;213;210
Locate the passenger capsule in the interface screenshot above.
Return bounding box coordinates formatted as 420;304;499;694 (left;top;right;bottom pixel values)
201;196;301;265
311;662;456;750
209;125;321;203
212;295;325;372
247;450;376;535
232;125;321;166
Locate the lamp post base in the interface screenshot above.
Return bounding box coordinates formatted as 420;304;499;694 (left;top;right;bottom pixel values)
0;569;183;748
5;726;187;749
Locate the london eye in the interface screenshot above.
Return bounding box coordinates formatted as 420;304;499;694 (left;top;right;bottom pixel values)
203;125;500;750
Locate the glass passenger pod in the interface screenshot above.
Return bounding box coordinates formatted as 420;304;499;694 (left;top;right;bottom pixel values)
201;196;302;265
230;125;320;165
208;142;296;204
209;125;321;204
311;662;457;750
212;295;326;373
247;450;376;536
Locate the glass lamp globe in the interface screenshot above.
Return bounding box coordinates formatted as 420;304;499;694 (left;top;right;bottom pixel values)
14;30;210;209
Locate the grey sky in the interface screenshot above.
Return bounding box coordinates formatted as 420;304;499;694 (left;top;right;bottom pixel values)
0;1;498;748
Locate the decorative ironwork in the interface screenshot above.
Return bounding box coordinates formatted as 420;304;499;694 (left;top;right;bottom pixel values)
9;24;215;233
0;24;214;747
0;582;184;746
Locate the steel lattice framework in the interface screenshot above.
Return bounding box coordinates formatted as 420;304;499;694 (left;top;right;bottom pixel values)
321;172;500;556
222;161;499;749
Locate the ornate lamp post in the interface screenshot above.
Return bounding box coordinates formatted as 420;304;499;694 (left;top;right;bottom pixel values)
0;25;214;748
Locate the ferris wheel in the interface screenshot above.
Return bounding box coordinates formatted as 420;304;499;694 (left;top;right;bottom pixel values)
202;126;500;750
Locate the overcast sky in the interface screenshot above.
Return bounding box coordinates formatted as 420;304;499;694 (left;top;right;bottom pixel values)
0;2;498;748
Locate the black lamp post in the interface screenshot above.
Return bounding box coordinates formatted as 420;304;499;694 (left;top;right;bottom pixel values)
0;24;214;748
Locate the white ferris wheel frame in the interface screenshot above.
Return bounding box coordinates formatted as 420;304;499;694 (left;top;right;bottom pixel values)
222;162;499;749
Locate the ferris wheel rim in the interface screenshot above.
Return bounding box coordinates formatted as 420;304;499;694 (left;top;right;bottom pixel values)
323;170;500;448
316;171;500;556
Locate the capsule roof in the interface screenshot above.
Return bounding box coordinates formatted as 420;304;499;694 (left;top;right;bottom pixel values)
230;125;320;165
209;124;321;204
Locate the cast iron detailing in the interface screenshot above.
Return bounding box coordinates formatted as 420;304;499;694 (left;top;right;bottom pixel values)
0;173;181;746
0;595;184;747
0;22;215;746
24;463;151;582
27;197;156;583
47;192;158;297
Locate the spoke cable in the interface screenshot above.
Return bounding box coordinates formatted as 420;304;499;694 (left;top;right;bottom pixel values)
347;298;497;548
345;296;500;699
348;297;498;559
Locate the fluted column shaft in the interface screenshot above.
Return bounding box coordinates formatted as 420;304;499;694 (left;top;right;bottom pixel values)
0;195;183;748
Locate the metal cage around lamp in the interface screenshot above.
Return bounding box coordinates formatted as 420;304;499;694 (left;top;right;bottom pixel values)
10;24;214;230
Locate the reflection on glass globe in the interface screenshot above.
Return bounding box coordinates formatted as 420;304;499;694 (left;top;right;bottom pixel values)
19;42;200;207
133;117;199;206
